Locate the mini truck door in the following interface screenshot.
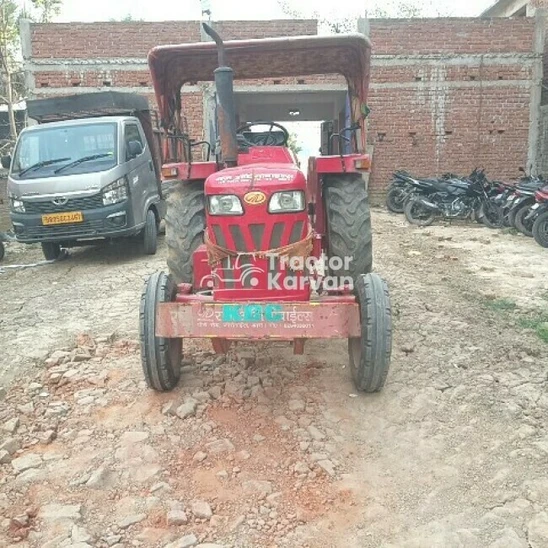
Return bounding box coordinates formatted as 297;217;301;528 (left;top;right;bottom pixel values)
123;120;155;229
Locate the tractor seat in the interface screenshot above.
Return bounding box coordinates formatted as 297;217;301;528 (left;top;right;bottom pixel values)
239;130;287;147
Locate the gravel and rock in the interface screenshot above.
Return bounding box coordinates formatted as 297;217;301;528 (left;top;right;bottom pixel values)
0;212;547;546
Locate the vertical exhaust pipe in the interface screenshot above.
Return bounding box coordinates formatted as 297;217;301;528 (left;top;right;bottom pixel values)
202;23;238;167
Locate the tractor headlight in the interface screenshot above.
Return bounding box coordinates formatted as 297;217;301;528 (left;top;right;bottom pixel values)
209;195;243;216
102;178;128;206
9;195;25;213
269;191;305;213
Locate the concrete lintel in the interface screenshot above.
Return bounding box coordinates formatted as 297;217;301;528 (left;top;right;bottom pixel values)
26;53;540;74
370;80;532;90
372;53;539;67
27;57;148;67
32;85;201;96
26;61;148;74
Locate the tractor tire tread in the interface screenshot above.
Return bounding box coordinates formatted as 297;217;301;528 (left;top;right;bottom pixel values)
139;271;181;392
165;181;206;284
350;273;392;392
324;174;373;280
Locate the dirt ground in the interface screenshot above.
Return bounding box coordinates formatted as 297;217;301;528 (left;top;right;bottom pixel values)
1;210;548;548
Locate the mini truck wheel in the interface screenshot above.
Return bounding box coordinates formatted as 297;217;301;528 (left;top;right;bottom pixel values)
349;273;392;392
139;271;182;391
142;209;158;255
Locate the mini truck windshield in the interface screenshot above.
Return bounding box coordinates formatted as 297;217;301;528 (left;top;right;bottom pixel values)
12;122;118;179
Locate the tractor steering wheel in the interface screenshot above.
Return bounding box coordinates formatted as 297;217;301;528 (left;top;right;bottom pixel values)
236;121;290;147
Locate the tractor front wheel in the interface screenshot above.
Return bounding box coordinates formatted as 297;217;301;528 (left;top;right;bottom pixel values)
165;181;206;284
324;174;373;281
139;271;182;391
348;273;392;393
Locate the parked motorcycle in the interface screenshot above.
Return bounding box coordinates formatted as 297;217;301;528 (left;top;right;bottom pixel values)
404;169;503;228
386;171;461;214
504;176;545;234
529;185;548;247
386;171;414;213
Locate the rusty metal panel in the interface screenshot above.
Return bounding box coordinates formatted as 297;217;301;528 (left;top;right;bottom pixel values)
156;301;360;339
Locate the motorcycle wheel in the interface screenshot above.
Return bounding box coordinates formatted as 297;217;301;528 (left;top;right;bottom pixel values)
386;187;406;214
479;202;503;229
507;206;520;229
404;199;435;227
532;211;548;248
514;204;535;237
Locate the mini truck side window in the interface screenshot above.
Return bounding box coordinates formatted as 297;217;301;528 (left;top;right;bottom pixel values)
124;123;145;160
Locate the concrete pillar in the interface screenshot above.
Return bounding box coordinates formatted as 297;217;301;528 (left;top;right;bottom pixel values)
528;9;546;174
19;19;35;100
357;16;370;39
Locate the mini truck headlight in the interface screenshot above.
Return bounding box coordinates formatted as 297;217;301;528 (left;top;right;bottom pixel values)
269;191;305;213
9;194;25;213
102;177;129;206
209;195;243;215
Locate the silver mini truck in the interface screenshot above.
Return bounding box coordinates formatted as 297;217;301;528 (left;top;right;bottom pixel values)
2;92;165;260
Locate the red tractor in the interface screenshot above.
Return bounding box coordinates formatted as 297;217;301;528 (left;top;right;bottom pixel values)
140;25;392;393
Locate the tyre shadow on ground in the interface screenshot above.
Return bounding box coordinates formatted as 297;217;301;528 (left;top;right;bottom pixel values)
60;235;166;267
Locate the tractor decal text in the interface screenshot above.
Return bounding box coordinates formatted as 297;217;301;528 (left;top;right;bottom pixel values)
222;304;283;323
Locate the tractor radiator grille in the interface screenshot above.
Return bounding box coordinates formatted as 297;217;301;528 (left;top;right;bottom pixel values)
209;220;306;289
210;220;305;252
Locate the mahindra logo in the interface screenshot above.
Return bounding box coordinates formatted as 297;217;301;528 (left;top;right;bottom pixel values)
52;197;69;206
244;191;267;205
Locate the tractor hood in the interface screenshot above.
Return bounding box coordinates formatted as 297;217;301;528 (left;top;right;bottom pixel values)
205;164;306;195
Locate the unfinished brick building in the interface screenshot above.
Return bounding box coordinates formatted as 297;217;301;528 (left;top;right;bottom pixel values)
20;14;547;200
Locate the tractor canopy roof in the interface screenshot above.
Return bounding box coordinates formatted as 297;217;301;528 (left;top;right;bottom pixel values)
148;33;371;129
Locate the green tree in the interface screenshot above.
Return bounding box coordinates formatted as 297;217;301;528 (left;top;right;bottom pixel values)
31;0;62;23
277;0;448;32
287;132;302;156
0;0;20;142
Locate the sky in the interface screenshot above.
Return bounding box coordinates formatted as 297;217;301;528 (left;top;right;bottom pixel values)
22;0;496;22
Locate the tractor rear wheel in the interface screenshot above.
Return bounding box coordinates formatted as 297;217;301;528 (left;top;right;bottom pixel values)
324;174;373;281
348;273;392;392
165;181;206;284
139;271;182;392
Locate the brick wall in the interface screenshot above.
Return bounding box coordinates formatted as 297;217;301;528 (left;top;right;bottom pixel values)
366;17;539;198
26;17;542;199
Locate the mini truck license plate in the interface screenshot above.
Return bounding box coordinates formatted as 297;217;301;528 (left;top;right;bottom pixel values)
42;211;84;225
